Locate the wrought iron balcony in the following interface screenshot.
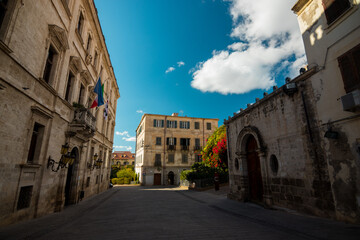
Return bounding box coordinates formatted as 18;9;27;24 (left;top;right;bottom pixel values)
68;107;96;137
194;146;202;151
167;145;176;151
181;145;189;151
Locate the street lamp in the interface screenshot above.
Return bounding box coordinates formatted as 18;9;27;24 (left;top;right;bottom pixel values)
88;153;103;170
47;143;75;172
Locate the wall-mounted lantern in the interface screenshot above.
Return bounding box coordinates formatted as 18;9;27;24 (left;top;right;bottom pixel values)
324;128;339;139
88;153;103;170
47;143;75;172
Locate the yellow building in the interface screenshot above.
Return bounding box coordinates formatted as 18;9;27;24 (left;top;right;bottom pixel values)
135;113;218;186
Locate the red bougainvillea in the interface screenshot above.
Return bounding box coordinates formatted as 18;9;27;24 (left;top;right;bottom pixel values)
201;125;228;168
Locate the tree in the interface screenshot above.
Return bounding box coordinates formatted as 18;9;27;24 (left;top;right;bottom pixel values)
201;125;228;168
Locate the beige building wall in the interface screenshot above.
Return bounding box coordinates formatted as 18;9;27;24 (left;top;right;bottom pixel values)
293;0;360;223
0;0;120;226
135;114;218;186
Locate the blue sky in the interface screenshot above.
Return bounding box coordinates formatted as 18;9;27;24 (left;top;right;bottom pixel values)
94;0;306;153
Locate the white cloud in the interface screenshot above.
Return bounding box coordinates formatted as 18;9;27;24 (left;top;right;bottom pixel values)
116;131;129;137
136;110;144;114
122;136;136;142
113;146;133;151
190;0;306;95
165;67;175;74
177;61;185;67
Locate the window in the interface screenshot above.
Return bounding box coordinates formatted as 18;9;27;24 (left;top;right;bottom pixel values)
182;154;188;163
17;186;33;210
65;71;74;102
43;45;57;84
180;138;190;150
168;153;174;163
180;121;190;129
93;51;98;67
0;0;8;28
323;0;351;25
194;122;200;129
27;122;45;163
194;138;201;150
78;84;84;104
195;154;202;163
155;154;161;167
77;11;84;37
167;120;177;128
156;137;161;145
167;137;176;145
86;177;90;187
96;175;99;184
86;34;92;52
206;123;211;130
338;44;360;93
153;119;164;127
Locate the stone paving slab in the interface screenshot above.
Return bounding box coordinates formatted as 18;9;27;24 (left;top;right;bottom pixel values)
0;186;359;240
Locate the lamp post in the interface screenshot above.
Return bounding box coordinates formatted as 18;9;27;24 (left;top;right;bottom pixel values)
47;143;75;172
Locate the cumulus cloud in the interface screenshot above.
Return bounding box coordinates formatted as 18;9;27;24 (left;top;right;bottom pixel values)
165;67;175;74
122;136;136;142
113;146;133;151
136;110;144;114
177;61;185;67
190;0;306;95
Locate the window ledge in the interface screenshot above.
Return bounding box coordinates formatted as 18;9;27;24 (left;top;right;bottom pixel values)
19;163;42;169
0;39;13;53
325;5;358;34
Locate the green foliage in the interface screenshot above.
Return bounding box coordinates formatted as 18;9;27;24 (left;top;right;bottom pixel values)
181;162;228;183
201;125;228;168
124;178;130;184
116;167;135;180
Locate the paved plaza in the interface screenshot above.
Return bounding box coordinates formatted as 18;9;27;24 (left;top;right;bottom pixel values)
0;186;359;240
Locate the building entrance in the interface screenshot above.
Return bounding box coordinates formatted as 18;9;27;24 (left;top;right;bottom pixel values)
246;135;263;201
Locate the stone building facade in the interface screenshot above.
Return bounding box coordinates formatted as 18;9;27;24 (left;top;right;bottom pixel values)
0;0;120;226
135;113;218;186
112;151;135;166
225;0;360;223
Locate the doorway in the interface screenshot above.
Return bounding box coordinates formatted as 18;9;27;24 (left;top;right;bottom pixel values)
65;147;79;206
168;171;175;185
246;135;263;202
154;173;161;185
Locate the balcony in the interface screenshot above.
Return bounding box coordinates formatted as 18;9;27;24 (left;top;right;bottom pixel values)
194;146;202;151
68;107;96;138
167;145;176;151
181;145;189;151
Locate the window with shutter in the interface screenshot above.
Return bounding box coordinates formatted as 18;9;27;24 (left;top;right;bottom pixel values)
322;0;351;25
338;44;360;93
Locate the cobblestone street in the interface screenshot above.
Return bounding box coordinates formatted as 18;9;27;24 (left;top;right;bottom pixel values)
1;186;360;240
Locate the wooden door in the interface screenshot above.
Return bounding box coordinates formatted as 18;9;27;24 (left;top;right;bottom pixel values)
246;136;263;201
154;173;161;185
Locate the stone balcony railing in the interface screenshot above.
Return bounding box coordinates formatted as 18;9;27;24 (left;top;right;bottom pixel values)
68;107;96;138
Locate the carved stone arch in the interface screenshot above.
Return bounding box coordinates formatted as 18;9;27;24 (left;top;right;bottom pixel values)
69;56;83;74
48;24;69;51
236;126;266;156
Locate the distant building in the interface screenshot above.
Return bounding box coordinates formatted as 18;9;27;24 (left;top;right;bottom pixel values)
135;113;218;186
0;0;120;226
226;0;360;223
112;151;135;166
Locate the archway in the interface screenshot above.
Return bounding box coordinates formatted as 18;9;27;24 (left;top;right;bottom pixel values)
65;147;79;206
168;171;175;185
246;135;263;202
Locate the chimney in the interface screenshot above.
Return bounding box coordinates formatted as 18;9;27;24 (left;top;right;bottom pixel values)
171;113;178;116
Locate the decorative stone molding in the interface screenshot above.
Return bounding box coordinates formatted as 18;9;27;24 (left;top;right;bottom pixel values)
69;56;82;74
48;24;69;51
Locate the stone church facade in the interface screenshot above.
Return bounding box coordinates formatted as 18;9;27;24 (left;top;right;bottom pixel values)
226;0;360;223
0;0;120;225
